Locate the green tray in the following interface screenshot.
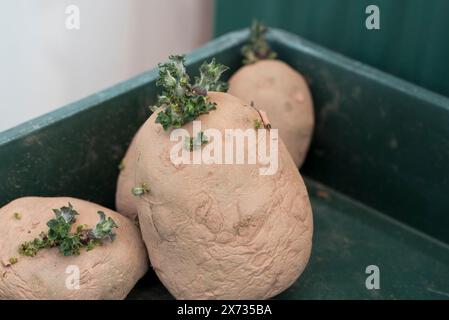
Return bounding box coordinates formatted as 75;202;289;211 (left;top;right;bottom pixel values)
214;0;449;99
1;29;448;300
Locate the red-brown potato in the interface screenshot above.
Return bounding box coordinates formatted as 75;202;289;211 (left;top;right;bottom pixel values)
229;59;314;167
0;197;148;300
134;92;313;299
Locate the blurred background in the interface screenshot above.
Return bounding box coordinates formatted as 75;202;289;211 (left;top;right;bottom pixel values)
1;0;448;132
0;0;213;132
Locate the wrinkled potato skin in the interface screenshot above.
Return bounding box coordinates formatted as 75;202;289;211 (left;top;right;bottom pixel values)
0;197;148;300
116;129;141;219
135;92;313;299
229;60;314;167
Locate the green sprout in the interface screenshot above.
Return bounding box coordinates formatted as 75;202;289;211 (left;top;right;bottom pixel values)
86;240;99;251
194;58;229;92
8;257;18;265
184;131;209;151
242;20;277;65
52;202;78;224
18;203;118;258
254;119;263;129
19;232;52;257
151;55;229;131
118;160;125;171
58;235;82;256
47;216;72;242
13;212;21;220
132;183;150;197
90;211;118;241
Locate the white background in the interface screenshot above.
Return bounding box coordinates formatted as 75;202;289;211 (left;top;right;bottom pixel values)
0;0;213;132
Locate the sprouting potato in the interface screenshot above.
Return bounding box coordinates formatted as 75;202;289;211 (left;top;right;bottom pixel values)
135;91;313;299
0;197;148;300
229;21;314;167
116;55;313;299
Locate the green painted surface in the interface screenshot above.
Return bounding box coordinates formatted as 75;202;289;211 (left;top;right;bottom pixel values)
278;179;449;300
214;0;449;98
268;29;449;245
1;29;448;299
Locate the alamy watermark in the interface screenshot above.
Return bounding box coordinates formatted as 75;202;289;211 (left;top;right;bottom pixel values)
65;5;80;30
169;121;279;176
365;265;380;290
365;5;380;30
65;265;80;290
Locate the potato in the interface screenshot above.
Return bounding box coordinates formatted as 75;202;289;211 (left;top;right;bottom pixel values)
229;59;314;167
0;197;148;299
134;92;313;299
116;129;141;219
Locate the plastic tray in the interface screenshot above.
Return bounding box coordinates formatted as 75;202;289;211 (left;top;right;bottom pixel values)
1;29;448;299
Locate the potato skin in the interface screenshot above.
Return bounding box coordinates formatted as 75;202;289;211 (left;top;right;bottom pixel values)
116;129;141;219
229;60;314;167
0;197;148;300
135;92;313;299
